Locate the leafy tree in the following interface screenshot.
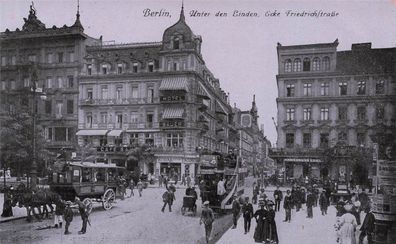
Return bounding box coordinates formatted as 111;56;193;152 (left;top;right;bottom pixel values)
126;144;154;180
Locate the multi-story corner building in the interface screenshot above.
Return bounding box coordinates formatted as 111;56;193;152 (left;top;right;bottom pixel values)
272;40;395;181
0;5;99;154
76;7;235;179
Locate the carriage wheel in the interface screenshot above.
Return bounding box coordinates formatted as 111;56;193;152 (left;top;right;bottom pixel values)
102;188;115;210
181;207;186;215
82;198;93;215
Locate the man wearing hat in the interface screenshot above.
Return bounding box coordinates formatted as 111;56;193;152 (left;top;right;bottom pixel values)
63;201;73;235
319;189;329;215
200;201;215;244
75;197;89;234
283;189;293;222
306;189;315;218
359;206;375;244
242;197;254;234
273;186;283;212
231;195;241;229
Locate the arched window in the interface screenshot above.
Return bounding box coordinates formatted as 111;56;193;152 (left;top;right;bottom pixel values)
293;58;301;72
312;57;320;71
284;59;292;72
322;56;330;71
303;58;310;71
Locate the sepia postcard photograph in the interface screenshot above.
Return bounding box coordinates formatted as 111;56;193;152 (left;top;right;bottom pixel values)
0;0;395;243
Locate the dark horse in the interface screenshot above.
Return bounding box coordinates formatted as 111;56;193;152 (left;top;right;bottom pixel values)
12;183;60;222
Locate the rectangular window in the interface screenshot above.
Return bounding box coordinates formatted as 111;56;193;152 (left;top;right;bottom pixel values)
47;127;53;140
57;76;63;88
321;82;329;96
0;81;6;90
131;86;138;99
58;52;64;63
146;114;153;128
24;77;30;87
148;62;154;72
357;133;365;146
357;80;366;95
67;76;74;88
10;56;16;65
303;108;311;121
45;100;52;114
339;81;348;95
130;112;139;123
338;132;347;142
87;88;93;99
357;106;366;121
166;133;184;148
320;108;329;120
147;86;154;103
69;52;74;62
286;133;294;148
56;101;63;116
28;54;36;62
55;127;67;141
129;133;139;145
117;64;123;74
86;113;93;128
338;107;347;121
116;86;123;100
303;83;312;96
46;77;52;89
376;80;385;94
376;106;385;120
286;108;295;121
10;80;16;90
173;62;178;71
286;84;295;97
303;133;311;148
67;100;73;114
133;63;138;73
145;133;154;145
87;64;92;75
320;133;329;148
1;56;7;66
102;64;108;75
100;112;108;124
101;86;108;99
116;114;123;128
47;53;53;63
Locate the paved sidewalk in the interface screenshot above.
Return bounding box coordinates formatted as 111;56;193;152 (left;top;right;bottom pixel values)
0;193;27;223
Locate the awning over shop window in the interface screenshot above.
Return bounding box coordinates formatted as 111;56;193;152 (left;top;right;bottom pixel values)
197;82;210;99
159;77;189;91
76;130;109;136
162;107;184;119
107;130;123;137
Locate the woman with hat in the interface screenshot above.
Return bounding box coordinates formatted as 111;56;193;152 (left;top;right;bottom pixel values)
338;204;358;244
253;200;268;243
264;200;279;244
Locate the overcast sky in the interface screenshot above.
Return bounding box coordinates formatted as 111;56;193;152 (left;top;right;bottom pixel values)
1;0;396;145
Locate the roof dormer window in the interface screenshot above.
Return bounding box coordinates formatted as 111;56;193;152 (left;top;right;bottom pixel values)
174;38;180;50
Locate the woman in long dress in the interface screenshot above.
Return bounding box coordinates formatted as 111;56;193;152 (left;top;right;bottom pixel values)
339;204;357;244
264;201;279;244
253;202;268;243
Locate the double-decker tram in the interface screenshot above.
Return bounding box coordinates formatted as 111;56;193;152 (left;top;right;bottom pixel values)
197;153;247;212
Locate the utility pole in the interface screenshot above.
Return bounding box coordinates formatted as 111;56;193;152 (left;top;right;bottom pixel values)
30;68;38;190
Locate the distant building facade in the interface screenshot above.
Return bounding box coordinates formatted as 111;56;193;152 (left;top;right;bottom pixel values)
272;40;395;181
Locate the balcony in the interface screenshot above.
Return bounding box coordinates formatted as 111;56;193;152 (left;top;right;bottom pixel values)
160;95;186;103
269;147;326;158
151;146;185;154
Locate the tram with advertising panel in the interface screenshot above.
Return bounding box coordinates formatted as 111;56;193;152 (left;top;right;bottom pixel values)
49;160;128;212
197;153;247;212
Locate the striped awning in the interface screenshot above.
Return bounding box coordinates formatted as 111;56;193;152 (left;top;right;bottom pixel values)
76;130;108;136
162;107;184;119
159;77;189;91
107;130;123;137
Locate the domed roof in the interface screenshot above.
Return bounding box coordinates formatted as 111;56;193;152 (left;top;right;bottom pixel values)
162;5;194;43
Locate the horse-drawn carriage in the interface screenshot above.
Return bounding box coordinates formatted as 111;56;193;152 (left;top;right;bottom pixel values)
49;161;128;213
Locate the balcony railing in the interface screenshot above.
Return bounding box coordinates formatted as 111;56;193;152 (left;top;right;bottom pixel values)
159;121;185;128
160;95;186;103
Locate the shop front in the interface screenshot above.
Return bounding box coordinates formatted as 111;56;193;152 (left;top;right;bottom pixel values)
155;154;199;181
284;158;322;179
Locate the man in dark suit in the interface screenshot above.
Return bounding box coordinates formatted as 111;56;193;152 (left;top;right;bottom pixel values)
231;196;241;229
359;207;375;244
273;186;283;212
306;190;315;218
242;197;254;234
283;190;293;222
